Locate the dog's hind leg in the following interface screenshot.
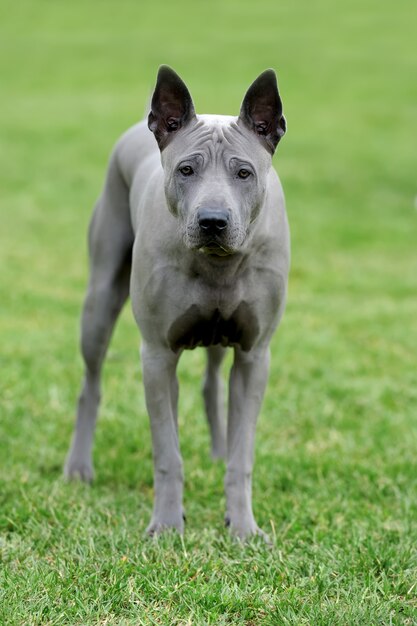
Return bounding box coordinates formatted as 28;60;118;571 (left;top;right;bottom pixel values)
65;153;133;482
203;346;227;459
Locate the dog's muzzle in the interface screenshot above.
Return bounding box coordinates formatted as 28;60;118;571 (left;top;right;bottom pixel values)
195;208;232;256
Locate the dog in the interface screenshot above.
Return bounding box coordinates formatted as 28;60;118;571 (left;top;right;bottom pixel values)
65;66;290;540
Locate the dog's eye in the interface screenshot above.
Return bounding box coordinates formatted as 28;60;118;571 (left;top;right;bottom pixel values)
237;169;251;179
179;166;194;176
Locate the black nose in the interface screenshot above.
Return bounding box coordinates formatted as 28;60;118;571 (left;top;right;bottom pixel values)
198;208;229;235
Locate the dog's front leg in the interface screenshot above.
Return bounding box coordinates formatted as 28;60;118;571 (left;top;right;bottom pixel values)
141;343;184;535
225;346;270;540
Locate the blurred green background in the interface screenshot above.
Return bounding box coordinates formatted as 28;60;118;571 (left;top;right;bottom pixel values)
1;0;416;623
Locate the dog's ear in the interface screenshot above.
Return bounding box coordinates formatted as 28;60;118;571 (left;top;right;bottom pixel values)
148;66;196;150
238;69;286;154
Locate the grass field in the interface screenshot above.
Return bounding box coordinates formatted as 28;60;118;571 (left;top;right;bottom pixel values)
1;0;417;623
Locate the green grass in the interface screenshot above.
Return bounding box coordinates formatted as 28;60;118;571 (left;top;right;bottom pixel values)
1;0;417;623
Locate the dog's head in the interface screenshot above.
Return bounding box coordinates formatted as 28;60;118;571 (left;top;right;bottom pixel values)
148;66;286;256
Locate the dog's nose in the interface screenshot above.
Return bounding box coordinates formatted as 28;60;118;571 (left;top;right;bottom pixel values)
198;208;229;235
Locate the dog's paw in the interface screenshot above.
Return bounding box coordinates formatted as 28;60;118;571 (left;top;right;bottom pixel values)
225;515;271;544
146;512;185;537
64;457;94;483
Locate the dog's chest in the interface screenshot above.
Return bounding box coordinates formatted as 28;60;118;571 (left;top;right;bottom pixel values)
167;302;259;352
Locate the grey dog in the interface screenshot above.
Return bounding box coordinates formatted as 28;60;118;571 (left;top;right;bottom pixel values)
65;66;290;540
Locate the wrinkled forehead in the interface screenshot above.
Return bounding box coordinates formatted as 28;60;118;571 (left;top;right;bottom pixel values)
162;114;271;168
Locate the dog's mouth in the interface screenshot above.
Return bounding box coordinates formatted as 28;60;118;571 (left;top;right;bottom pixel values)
198;241;233;257
185;224;243;257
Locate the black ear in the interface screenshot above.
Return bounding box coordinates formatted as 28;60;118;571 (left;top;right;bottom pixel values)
148;65;196;150
238;69;286;154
